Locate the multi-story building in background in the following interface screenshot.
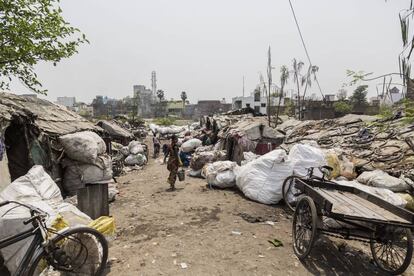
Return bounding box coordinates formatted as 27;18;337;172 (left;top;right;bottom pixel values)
56;96;76;108
133;85;156;117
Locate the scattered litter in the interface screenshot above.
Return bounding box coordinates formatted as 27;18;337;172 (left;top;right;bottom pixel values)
180;262;188;269
231;231;242;235
268;239;284;247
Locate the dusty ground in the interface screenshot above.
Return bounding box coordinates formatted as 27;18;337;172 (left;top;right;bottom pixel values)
107;142;414;276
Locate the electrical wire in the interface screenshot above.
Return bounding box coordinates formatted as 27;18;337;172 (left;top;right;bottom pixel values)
288;0;324;99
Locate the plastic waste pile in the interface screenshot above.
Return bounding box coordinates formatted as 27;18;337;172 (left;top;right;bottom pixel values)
59;131;113;196
0;166;115;275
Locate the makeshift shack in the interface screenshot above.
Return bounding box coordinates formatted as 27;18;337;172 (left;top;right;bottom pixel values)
209;116;285;164
97;120;134;146
0;92;103;192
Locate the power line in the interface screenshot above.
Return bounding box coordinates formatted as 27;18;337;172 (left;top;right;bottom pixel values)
288;0;324;99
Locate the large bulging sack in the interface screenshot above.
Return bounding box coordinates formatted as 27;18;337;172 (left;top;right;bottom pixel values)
202;161;238;188
288;144;326;177
59;131;106;164
236;150;293;204
124;153;147;166
62;155;113;195
128;141;145;155
190;150;227;171
181;138;202;153
357;170;410;192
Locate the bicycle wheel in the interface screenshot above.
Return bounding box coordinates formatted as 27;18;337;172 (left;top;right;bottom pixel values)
292;196;318;260
26;227;108;276
282;175;303;212
370;227;413;275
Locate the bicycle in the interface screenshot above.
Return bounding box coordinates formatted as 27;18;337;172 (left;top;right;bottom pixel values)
282;165;333;212
0;200;108;275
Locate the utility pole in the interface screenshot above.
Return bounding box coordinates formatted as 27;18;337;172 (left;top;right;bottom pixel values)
242;76;245;97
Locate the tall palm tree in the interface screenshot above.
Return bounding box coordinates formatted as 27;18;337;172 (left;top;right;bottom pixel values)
301;65;319;106
292;59;304;119
275;65;289;127
181;91;187;108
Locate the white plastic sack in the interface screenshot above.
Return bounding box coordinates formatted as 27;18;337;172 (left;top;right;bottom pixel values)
236;150;293;204
128;141;145;155
0;166;91;275
124;154;147;166
357;170;410;192
202;161;238;188
120;146;129;157
241;152;259;166
59;131;106;164
288;144;326;177
181;138;202;153
188;169;202;178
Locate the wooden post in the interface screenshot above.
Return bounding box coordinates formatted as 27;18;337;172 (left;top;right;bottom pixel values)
77;183;109;219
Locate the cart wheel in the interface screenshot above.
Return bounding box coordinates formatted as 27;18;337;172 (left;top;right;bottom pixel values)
370;227;413;275
282;175;303;212
292;196;318;260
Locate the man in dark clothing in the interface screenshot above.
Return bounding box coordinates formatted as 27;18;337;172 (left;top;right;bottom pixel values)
165;135;182;190
153;135;161;158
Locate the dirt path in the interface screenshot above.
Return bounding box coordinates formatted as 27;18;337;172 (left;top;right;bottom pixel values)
107;142;414;276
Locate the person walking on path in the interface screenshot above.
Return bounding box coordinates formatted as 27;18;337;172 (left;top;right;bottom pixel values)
166;135;182;190
153;134;161;158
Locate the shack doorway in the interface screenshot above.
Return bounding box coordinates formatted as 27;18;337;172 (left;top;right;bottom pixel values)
5;122;31;181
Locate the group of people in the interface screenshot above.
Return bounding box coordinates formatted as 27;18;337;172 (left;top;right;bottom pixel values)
152;133;182;190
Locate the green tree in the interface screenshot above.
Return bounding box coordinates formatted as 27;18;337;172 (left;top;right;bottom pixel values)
350;85;368;106
0;0;88;94
333;101;352;115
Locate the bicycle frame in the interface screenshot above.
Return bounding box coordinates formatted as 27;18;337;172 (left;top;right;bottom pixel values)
0;223;44;276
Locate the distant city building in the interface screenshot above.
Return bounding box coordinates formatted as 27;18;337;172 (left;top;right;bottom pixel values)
56;96;76;108
194;100;232;118
73;102;94;118
133;85;156;117
389;87;403;103
324;94;336;102
232;88;284;115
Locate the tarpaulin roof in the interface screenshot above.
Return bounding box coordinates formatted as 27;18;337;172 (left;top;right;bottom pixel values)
97;120;134;139
0;92;101;136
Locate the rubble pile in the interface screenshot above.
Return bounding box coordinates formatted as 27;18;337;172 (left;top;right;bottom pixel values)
189;112;414;211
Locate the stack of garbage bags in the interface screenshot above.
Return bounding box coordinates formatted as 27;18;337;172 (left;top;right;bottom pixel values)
202;161;239;188
122;141;147;166
60;131;113;195
0;166;115;275
199;143;414;211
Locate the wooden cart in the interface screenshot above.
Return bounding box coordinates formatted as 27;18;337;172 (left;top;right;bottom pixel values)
290;177;414;275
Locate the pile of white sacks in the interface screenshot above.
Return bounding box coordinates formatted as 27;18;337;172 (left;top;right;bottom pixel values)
60;131;112;195
121;141;147;166
201;144;414;209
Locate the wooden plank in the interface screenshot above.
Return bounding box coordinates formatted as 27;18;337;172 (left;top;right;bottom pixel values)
314;188;409;223
77;183;109;220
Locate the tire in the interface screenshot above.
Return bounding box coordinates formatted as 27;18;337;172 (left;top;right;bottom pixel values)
282;175;303;212
370;227;413;275
292;196;318;260
26;227;108;276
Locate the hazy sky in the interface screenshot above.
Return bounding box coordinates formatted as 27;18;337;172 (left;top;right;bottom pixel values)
10;0;409;103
